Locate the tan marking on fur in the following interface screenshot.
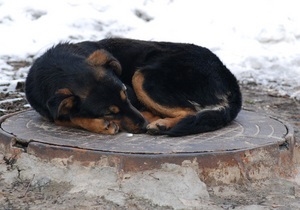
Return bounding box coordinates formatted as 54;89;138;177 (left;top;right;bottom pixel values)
87;50;122;76
56;88;72;95
57;96;75;116
76;88;89;101
109;105;120;114
56;88;89;101
109;60;122;76
132;70;196;131
87;50;108;80
132;70;195;118
87;50;109;66
70;118;119;135
147;117;180;131
93;66;106;80
120;90;127;101
141;111;161;123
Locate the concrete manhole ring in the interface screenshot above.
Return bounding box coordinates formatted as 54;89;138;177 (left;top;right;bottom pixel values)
0;109;295;184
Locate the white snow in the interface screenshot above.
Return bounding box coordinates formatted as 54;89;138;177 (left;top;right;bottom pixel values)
0;97;23;104
0;0;300;99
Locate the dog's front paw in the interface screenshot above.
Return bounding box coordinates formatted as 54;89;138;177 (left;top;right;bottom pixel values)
103;120;119;135
71;118;120;135
146;119;169;135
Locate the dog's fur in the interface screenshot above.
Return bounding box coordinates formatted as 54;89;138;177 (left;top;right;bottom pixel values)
25;38;242;136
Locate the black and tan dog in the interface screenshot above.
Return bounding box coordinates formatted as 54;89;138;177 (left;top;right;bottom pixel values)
25;38;242;136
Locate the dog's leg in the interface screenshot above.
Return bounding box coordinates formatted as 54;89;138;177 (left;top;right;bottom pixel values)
70;118;119;134
132;70;195;134
140;111;161;123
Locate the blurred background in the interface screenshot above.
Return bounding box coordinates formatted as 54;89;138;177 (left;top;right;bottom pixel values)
0;0;299;98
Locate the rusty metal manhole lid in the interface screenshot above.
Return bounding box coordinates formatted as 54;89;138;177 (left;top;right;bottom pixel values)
0;110;289;154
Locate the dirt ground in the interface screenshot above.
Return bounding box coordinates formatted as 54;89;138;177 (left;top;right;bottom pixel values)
0;62;300;209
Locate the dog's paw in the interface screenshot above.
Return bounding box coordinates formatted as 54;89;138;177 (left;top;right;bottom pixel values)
146;119;170;135
103;120;119;135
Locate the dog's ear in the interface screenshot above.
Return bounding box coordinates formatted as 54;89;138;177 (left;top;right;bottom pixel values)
108;59;122;76
87;50;122;76
47;89;80;120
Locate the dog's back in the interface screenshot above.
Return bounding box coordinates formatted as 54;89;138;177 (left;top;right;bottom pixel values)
94;39;242;136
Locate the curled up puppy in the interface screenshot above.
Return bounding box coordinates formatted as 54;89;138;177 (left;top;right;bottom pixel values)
25;38;242;136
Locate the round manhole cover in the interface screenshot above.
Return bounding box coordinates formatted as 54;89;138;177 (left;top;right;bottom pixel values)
0;110;289;154
0;109;295;183
0;110;291;154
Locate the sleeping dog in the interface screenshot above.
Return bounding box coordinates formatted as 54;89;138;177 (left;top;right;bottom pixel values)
25;38;242;136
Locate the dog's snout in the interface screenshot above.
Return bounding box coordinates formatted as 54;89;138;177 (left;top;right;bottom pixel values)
119;108;148;134
141;120;149;132
132;114;148;133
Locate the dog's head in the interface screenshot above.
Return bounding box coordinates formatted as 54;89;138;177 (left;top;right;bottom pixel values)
47;50;147;134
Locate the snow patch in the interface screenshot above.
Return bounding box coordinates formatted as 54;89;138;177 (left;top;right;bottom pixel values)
0;0;300;98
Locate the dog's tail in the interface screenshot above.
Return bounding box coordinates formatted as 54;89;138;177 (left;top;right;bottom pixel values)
162;90;242;137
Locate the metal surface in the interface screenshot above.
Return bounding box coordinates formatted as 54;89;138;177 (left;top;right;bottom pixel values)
0;110;288;154
0;110;295;184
